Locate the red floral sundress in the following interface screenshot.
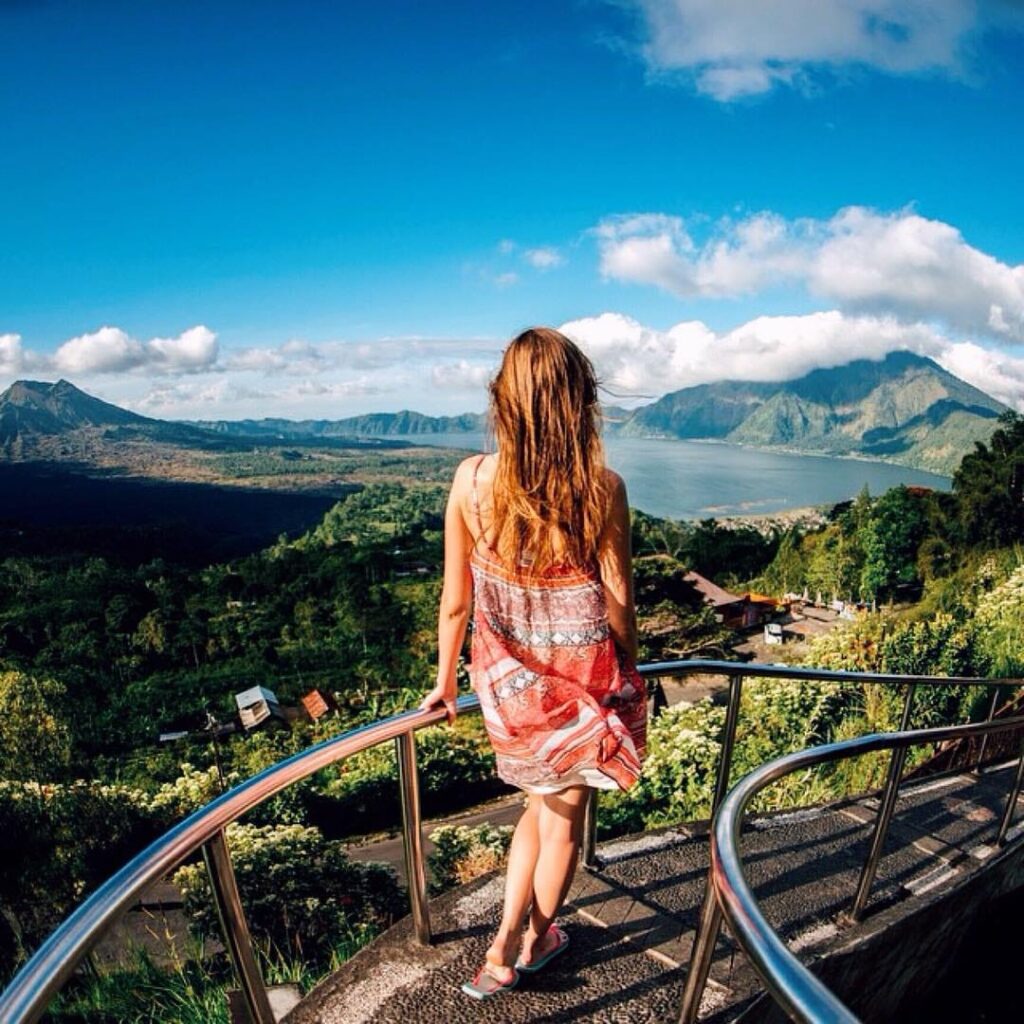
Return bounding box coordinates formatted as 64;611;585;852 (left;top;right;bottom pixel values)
467;459;646;793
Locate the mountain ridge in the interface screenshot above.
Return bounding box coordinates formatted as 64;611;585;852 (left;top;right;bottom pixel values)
0;351;1009;476
615;352;1005;474
0;378;236;455
190;409;487;438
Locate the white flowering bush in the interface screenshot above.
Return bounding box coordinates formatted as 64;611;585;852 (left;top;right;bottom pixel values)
147;762;239;819
599;700;724;835
974;563;1024;677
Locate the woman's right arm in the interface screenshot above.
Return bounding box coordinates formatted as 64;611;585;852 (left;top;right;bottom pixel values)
419;460;474;722
597;470;638;663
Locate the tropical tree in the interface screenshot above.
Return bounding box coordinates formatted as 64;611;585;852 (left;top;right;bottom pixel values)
0;670;71;782
953;411;1024;547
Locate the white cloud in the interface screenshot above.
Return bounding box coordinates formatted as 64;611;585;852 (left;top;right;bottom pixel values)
930;340;1024;410
523;246;565;270
293;378;380;398
561;309;1024;409
223;347;288;374
52;325;219;375
595;213;697;296
0;334;24;375
133;379;271;413
82;334;508;419
595;206;1024;342
146;326;218;371
9;315;1024;420
54;326;145;374
431;360;493;391
809;207;1024;341
624;0;1013;100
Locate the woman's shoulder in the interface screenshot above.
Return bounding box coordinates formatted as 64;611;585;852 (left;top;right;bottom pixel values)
602;467;627;502
453;451;495;476
451;453;496;496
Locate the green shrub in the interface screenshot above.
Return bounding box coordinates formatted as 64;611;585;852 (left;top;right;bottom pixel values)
173;822;403;972
312;724;497;836
428;822;514;894
0;779;159;974
0;670;71;782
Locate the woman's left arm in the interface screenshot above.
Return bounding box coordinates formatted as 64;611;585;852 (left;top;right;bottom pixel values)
597;471;638;663
420;463;474;722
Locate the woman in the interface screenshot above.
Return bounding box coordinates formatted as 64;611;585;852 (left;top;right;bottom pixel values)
420;327;646;999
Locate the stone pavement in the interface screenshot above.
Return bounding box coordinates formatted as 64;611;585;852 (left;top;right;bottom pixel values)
283;763;1023;1024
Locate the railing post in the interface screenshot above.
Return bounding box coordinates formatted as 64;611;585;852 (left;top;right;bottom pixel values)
848;684;916;921
678;873;724;1024
582;788;599;869
678;671;741;1024
996;735;1024;845
202;829;275;1024
973;688;1001;773
396;731;432;944
712;673;744;813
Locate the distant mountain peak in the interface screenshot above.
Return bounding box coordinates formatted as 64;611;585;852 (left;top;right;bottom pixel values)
0;377;154;442
616;349;1006;475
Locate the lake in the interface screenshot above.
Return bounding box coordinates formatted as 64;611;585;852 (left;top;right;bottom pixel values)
396;433;951;520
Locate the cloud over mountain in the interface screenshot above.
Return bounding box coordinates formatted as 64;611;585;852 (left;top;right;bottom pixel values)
562;310;1024;410
595;207;1024;342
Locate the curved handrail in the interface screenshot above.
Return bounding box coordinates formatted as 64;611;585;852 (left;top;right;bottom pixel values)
710;715;1024;1024
1;658;1018;1024
640;659;1004;688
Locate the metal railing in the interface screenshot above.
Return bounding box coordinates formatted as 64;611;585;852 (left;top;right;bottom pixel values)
701;715;1024;1024
0;659;1018;1024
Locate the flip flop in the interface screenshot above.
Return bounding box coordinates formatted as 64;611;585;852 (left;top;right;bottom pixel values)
460;965;520;1000
515;925;570;973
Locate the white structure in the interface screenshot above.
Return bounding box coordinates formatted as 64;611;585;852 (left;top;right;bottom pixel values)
235;685;283;730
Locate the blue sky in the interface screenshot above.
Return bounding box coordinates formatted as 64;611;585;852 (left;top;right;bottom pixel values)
2;1;1023;417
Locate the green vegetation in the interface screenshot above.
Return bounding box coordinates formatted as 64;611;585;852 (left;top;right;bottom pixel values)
428;822;514;894
206;445;462;486
174;823;402;972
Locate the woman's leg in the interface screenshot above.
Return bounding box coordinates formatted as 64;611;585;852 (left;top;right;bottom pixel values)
483;794;540;978
520;785;588;963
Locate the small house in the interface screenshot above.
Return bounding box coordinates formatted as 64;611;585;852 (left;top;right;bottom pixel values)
300;689;334;722
235;685;286;731
683;572;780;630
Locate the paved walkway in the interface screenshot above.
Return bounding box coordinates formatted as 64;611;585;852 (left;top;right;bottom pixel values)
283;763;1024;1024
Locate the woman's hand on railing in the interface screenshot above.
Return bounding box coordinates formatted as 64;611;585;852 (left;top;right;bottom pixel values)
419;682;459;724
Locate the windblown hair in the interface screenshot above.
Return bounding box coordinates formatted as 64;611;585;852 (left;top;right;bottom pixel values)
489;327;608;573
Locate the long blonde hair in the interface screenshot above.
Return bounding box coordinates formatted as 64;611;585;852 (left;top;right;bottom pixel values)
488;327;608;572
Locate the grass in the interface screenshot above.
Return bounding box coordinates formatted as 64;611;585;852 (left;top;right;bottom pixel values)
45;924;381;1023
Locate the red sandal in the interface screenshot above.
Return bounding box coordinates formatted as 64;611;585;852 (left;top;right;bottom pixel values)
515;925;570;973
461;964;520;999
